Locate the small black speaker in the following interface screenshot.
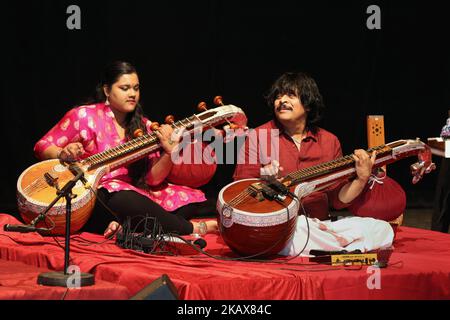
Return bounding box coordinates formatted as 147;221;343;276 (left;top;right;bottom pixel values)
130;274;179;300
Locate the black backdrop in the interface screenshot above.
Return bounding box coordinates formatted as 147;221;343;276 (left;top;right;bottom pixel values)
1;0;449;213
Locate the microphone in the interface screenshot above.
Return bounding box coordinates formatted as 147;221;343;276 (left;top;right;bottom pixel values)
69;164;87;184
264;176;299;200
3;224;49;233
192;238;207;249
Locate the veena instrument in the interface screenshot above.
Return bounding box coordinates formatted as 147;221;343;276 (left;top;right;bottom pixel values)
17;104;247;235
217;139;436;257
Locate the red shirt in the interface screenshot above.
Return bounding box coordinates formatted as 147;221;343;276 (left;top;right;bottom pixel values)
233;120;351;220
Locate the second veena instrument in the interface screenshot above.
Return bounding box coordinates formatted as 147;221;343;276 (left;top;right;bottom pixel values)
17;98;247;235
217;139;436;257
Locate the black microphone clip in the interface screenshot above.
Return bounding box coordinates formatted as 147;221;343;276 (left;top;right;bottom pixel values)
3;223;49;233
264;176;298;200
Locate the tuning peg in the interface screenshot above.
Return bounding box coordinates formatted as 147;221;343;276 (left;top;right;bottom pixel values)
150;122;160;132
213;96;224;106
228;123;240;130
133;129;144;138
213;96;241;129
165;115;175;125
197;102;208;112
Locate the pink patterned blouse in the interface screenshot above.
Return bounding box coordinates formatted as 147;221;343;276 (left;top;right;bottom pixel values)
34;103;211;211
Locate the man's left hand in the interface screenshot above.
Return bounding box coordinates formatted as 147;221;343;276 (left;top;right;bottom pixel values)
352;149;376;183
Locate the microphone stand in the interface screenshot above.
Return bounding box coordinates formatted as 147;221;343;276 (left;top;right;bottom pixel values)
33;165;95;287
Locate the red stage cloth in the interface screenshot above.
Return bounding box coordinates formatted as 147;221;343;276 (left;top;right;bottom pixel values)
0;213;449;300
0;259;129;300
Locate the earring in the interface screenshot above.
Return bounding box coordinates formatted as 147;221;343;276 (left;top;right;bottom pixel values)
105;96;110;105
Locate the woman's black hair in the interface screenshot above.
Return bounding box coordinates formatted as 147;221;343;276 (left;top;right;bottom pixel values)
265;72;325;132
95;61;150;189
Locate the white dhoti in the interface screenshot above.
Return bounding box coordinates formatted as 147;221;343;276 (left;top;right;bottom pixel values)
278;216;394;257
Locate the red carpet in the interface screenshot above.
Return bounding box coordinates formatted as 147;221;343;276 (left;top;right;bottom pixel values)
0;213;449;300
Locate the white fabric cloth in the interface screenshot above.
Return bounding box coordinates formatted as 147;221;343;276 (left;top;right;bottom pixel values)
279;216;394;257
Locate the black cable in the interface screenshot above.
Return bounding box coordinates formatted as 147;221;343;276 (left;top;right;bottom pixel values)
79;184;376;270
42;218;75;265
277;195;311;262
226;197;295;260
192;197;295;261
61;288;70;300
160;193;312;265
200;191;304;262
115;215;161;254
218;193;311;263
162;232;337;268
92;188;315;266
88;186;120;219
88;182;294;259
63;186;119;246
70;234;115;246
0;225;74;266
134;215;161;253
87;183;294;259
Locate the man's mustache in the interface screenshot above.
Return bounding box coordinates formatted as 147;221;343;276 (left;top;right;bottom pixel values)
276;103;293;111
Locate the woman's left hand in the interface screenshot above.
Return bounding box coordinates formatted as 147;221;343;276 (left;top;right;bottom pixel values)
155;124;182;154
352;149;376;183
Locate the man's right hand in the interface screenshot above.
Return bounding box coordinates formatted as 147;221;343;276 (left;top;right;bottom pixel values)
260;160;283;179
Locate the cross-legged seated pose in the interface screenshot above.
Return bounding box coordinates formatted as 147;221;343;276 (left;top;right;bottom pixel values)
233;72;393;255
34;61;218;237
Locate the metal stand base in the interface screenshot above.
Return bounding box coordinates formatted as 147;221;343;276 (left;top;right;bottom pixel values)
37;271;95;287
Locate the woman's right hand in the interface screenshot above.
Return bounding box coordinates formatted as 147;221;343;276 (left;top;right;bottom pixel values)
58;142;85;162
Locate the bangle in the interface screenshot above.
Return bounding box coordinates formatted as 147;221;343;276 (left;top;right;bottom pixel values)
197;221;207;235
